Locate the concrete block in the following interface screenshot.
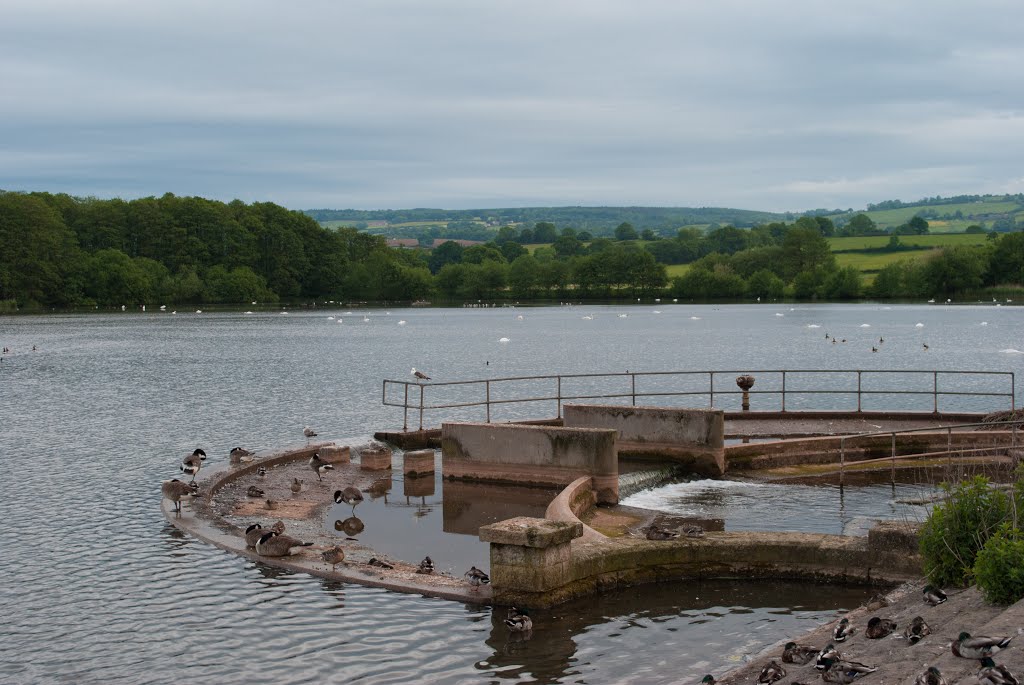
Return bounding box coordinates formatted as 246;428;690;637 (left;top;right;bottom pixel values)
403;449;435;478
479;516;583;548
320;445;351;464
360;444;392;471
869;520;921;555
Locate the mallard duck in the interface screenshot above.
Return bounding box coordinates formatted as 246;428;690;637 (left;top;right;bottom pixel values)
368;557;393;569
229;447;254;464
505;607;533;632
464;566;490;591
290;478;302;494
915;666;948;685
865;616;897;639
644;524;679;540
304;426;318;443
257;466;267;477
923;585;947;606
700;677;715;685
815;644;842;670
833;618;854;643
180;448;207;482
952;632;1013;659
416;556;434;574
334;487;364;505
254;531;312;557
309;452;334;481
757;660;786;684
682;525;705;538
162;478;194;512
321;546;346;570
782;641;818;665
904;615;930;644
246;485;264;498
820;658;877;683
978;657;1020;685
264;499;278;510
244;521;285;547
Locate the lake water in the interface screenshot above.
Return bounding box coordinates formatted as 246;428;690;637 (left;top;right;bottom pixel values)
2;303;1021;684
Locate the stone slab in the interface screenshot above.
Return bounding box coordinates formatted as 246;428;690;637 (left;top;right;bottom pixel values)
479;516;583;548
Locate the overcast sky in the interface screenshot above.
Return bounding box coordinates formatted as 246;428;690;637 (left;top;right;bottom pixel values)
2;1;1022;213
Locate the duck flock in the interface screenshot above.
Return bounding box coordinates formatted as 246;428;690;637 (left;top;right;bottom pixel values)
701;585;1018;685
161;437;503;609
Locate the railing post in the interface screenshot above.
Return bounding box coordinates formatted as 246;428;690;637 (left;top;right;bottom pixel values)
947;426;953;469
839;436;845;485
403;383;409;431
781;371;786;412
933;371;939;414
631;373;636;406
1012;372;1016;411
557;376;562;419
857;371;862;413
418;385;425;431
891;432;896;483
486;380;491;423
709;371;715;408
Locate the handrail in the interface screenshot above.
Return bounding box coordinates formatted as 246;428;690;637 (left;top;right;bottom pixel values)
381;369;1016;431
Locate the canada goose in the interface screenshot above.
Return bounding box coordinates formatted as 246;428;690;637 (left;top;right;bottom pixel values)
411;367;430;381
180;449;207;482
505;607;532;632
229;447;254;464
415;556;434;574
244;521;285;546
246;485;265;498
309;453;334;481
162;479;194;512
254;531;312;557
321;546;346;571
334;487;364;506
303;426;318;444
464;566;490;591
290;478;302;494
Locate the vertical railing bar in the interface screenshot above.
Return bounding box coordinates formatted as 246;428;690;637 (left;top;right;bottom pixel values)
403;382;409;431
418;385;425;432
709;371;715;408
947;425;953;471
781;371;786;412
891;432;896;483
557;376;562;419
840;436;845;485
934;371;939;414
857;371;862;412
631;373;636;406
485;380;491;423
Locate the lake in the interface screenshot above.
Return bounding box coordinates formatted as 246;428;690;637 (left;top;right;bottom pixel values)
1;302;1021;684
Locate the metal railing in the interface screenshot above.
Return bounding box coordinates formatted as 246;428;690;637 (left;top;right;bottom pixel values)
837;419;1022;483
382;369;1016;431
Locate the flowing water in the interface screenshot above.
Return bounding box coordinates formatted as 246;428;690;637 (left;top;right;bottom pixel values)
2;303;1021;684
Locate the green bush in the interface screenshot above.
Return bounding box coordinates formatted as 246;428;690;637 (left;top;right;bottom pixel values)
919;476;1010;587
974;525;1024;604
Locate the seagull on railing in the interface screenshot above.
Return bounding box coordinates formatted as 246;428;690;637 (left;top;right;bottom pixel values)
411;368;431;381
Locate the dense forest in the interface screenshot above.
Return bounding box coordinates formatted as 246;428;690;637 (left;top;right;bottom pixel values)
1;191;1022;309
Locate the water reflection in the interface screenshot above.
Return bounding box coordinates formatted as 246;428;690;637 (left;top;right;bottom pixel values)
442;480;554;536
336;516;365;536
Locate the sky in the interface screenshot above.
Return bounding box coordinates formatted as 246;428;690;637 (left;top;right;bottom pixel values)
2;0;1023;213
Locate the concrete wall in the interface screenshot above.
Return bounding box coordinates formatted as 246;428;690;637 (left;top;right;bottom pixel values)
563;404;725;476
441;422;619;503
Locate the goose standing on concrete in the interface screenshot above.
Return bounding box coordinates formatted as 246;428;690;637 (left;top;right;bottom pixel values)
254;531;313;557
309;452;334;481
303;426;318;444
464;566;490;591
180;449;207;482
162;479;195;513
411;368;431;381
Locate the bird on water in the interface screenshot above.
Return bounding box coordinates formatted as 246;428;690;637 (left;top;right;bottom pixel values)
334;487;364;510
309;452;334;481
180;449;207;483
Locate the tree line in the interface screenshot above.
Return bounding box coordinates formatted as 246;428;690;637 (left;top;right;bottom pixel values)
2;190;1022;308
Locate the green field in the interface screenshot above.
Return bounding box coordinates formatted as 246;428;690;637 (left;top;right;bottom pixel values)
828;234;988;250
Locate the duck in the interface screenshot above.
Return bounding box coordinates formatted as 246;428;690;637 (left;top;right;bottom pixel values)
820;658;877;683
815;644;842;670
464;566;490;591
334;487;364;506
643;524;679;540
756;660;785;684
782;641;818;665
254;531;312;557
257;466;267;477
904;615;930;644
367;557;393;569
246;485;265;498
915;666;948;685
161;479;195;512
309;452;334;481
229;447;254;464
415;556;434;574
682;525;705;538
264;499;278;510
321;546;346;571
180;448;207;482
865;616;897;638
303;426;318;444
244;521;285;547
290;478;303;494
505;607;533;632
952;632;1013;659
923;585;947;606
871;346;878;353
700;677;715;685
977;657;1019;685
832;618;854;642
